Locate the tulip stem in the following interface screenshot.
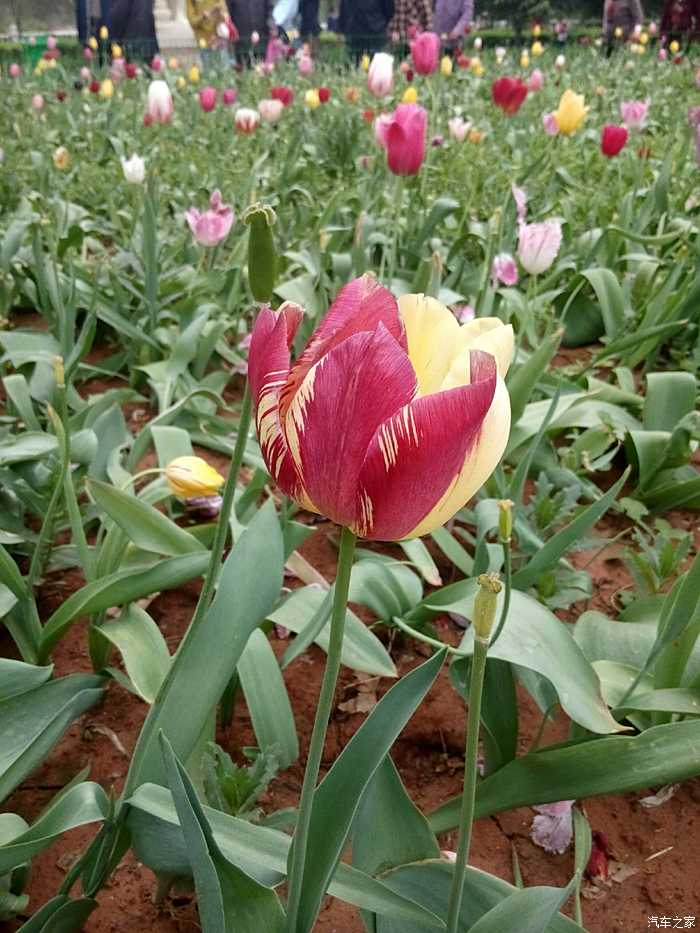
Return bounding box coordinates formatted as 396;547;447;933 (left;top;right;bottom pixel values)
445;633;489;933
190;382;252;628
285;525;357;933
487;543;512;648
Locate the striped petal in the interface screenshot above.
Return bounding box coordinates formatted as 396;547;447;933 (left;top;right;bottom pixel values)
248;306;307;503
279;274;405;421
354;351;504;541
285;324;417;527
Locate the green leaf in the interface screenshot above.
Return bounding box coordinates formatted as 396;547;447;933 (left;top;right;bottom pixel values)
38;553;210;661
127;783;445;929
100;605;171;703
0;675;104;803
0;433;57;466
268;586;397;678
581;268;626;339
124;502;284;792
0;544;27;601
643;372;697;431
159;733;285;933
375;861;580;933
14;897;98;932
467;881;576;933
349;558;424;622
237;629;298;770
88;479;204;557
151;425;194;465
294;649;446;932
434;586;621;734
0;659;53;701
0;782;109;874
399;538;443;586
506;329;563;426
428;721;700;832
511;470;628;591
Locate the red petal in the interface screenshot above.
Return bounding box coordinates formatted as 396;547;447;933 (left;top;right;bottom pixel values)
279;274;405;421
354;351;498;540
286;324;416;527
248;308;305;500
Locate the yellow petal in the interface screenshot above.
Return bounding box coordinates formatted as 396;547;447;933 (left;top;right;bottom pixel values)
442;319;514;389
165;456;224;498
397;294;460;396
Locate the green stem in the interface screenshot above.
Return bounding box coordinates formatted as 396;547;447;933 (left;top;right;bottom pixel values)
445;633;489;933
285;525;357;933
488;542;512;647
190;382;252;628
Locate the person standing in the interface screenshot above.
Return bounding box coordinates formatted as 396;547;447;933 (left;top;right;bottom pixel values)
339;0;394;59
660;0;700;40
110;0;159;61
226;0;271;60
388;0;432;38
300;0;320;46
603;0;644;43
433;0;473;44
186;0;233;68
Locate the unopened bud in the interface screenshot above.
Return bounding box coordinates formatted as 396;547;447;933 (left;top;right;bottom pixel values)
243;202;277;303
473;572;502;641
497;499;513;543
53;355;65;388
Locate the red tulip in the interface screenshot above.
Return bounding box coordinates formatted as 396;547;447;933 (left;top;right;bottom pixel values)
600;123;628;157
318;86;331;103
56;90;67;102
89;80;100;94
125;62;137;79
222;88;237;106
271;85;294;107
248;276;512;540
491;77;529;115
199;86;217;112
375;103;427;176
410;32;440;76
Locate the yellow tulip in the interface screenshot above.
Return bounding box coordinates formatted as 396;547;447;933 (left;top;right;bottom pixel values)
305;88;321;109
470;57;484;76
640;31;649;44
88;36;98;50
553;89;588;135
360;54;370;71
52;146;70;170
614;26;623;38
532;23;542;37
531;40;544;56
165;456;225;499
100;78;114;99
669;39;679;53
188;64;200;83
176;76;187;89
440;55;453;76
520;51;530;68
402;86;418;103
99;25;109;40
111;43;122;58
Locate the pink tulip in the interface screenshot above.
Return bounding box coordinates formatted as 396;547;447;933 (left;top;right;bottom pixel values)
9;63;21;78
368;52;394;98
658;48;667;61
186;190;234;246
511;184;528;223
297;53;314;76
31;94;44;112
528;68;544;92
199;86;217;112
448;116;471;142
518;221;562;275
258;98;284;123
80;66;91;80
110;58;125;82
147;80;173;123
235;107;260;134
222;88;237;106
491;253;519;287
151;55;163;72
47;35;57;50
620;98;650;130
542;111;559;136
453;304;475;323
375;103;427;176
410;31;441;76
83;46;93;60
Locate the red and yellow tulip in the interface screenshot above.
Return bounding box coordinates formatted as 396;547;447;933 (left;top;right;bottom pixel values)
248;275;512;541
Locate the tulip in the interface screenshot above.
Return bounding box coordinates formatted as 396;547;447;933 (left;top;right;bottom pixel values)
471;57;484;77
518;220;562;275
251;30;260;46
99;25;109;40
346;86;360;103
176;76;187;90
165;456;225;498
88;36;98;50
80;66;91;80
318;87;331;103
52;146;70;170
453;305;475;323
271;85;293;106
431;134;444;147
56;89;67;102
495;47;506;64
669;39;679;54
222;87;237;106
31;94;44;111
531;40;544;56
199;86;217;112
528;68;544;92
441;55;453;76
360;54;370;71
152;55;163;71
248;276;513;540
474;36;483;51
658;48;667;61
468;127;484;143
188;65;200;83
47;35;57;50
491;253;518;287
402;86;418;103
258;98;284;122
448;116;471;142
601;124;628;157
367;52;394;98
555;54;566;69
147;80;173;123
125;62;137;78
649;21;658;35
235;107;260;133
520;51;530;68
298;54;314;76
186;189;235;246
168;56;179;69
410;32;440;76
304;89;320;109
620;97;650;130
112;42;123;58
511;184;528;223
121;154;146;184
492;77;528;115
375;103;427;176
89;79;100;94
9;63;20;78
553;89;588;135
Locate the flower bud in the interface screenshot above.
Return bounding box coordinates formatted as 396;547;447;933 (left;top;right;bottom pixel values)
165;456;225;498
497;499;513;543
53;355;65;389
243;203;277;302
473;572;502;641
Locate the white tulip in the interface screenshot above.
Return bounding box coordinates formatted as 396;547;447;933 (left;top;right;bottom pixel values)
121;153;145;184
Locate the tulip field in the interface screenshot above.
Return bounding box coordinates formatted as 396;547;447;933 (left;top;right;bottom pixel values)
0;28;699;933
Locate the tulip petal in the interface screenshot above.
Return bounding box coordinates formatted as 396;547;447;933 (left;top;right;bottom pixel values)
279;274;405;421
397;293;461;395
355;350;504;541
285;324;417;527
442;319;515;387
248;307;307;503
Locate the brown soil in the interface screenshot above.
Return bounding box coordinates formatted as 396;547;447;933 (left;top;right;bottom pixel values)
2;350;699;933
